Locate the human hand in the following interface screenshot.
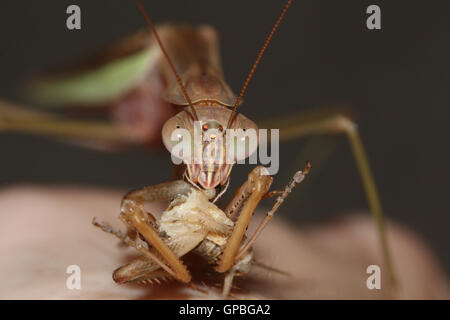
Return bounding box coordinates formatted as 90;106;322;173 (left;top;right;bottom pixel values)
0;186;448;299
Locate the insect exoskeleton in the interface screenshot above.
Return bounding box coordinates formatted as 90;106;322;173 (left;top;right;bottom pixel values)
110;182;254;286
159;187;253;272
161;104;259;189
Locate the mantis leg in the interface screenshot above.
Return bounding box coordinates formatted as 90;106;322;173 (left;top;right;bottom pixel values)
119;180;197;283
234;162;311;262
261;111;397;287
113;256;173;285
215;166;273;273
218;164;308;274
0;99;145;144
92;218;173;283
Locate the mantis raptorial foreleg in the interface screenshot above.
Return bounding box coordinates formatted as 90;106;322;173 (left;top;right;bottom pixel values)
215;166;273;273
92;218;173;283
235;162;311;262
261;111;397;286
216;163;310;274
113;256;173;285
118;180;201;283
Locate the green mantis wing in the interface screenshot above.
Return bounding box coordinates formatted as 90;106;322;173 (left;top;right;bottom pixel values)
27;31;160;107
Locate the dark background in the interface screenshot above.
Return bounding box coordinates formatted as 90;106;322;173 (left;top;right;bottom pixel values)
0;1;448;274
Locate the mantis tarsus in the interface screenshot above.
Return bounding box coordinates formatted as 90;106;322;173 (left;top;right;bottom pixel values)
0;0;396;298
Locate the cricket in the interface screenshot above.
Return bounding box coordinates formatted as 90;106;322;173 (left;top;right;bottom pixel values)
0;0;396;299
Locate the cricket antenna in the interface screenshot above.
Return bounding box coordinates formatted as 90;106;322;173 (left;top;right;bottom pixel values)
135;0;199;121
227;0;293;129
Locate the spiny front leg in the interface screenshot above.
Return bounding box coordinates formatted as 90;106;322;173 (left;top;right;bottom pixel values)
113;256;173;285
119;181;195;283
235;162;311;262
92;217;176;281
215;166;273;273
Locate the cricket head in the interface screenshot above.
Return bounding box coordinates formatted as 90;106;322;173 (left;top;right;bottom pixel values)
162;105;258;189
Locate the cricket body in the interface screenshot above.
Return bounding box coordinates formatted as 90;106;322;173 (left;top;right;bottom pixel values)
93;0;311;298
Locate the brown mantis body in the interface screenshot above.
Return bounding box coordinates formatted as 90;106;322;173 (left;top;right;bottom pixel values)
91;1;314;298
0;0;396;298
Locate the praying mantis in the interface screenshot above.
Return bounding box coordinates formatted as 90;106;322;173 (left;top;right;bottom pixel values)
0;0;396;298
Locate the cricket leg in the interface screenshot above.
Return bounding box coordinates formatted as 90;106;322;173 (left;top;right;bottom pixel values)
215;166;273;273
234;162;311;262
262;111;397;286
119;180;197;283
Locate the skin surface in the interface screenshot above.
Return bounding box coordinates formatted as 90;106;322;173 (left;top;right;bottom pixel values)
0;186;448;299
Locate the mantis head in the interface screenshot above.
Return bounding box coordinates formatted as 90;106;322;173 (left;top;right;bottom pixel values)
162;105;258;189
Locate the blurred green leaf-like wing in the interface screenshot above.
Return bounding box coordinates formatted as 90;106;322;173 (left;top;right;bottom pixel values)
28;31;160;107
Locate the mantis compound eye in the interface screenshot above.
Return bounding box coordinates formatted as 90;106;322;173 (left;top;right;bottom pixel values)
226;114;259;162
161;112;193;163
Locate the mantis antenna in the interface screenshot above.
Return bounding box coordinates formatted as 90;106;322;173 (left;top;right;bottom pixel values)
135;0;199;122
227;0;293;129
